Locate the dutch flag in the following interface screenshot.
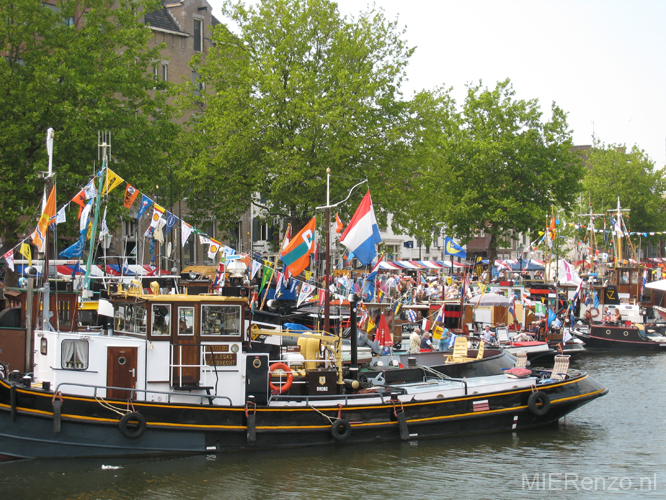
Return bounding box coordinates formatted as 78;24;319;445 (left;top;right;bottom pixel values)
340;190;382;266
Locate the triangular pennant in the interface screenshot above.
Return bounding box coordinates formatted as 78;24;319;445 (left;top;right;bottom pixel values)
103;169;124;195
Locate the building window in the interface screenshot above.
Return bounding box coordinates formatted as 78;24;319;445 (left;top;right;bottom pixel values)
62;339;89;370
193;19;202;52
192;71;203;96
161;64;168;82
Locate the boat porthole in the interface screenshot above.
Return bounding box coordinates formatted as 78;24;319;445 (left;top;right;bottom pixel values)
253;358;262;369
231;344;239;353
623;331;629;337
436;394;444;399
605;330;611;335
118;357;126;365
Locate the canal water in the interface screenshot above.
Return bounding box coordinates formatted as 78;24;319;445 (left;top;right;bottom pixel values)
1;352;665;499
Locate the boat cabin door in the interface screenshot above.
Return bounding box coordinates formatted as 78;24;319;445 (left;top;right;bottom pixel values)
106;346;138;400
172;305;201;387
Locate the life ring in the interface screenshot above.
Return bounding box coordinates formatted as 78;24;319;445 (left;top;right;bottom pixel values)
527;391;551;417
330;419;352;441
119;412;147;439
269;362;293;394
589;307;599;318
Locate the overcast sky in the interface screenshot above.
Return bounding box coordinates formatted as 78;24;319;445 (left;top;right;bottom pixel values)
207;0;666;166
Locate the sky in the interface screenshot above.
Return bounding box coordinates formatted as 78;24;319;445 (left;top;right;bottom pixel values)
207;0;666;166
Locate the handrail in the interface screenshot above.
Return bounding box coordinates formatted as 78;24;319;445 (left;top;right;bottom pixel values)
54;381;232;405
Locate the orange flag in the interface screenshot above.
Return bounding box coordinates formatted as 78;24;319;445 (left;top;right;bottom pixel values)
124;183;139;208
32;186;57;252
335;213;344;234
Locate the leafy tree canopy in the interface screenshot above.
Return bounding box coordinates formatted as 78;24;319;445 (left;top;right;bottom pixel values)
582;141;666;249
179;0;415;232
0;0;180;247
428;79;585;264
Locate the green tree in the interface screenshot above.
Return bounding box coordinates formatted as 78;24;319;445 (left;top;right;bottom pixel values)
0;0;180;252
435;79;584;265
582;142;666;257
178;0;414;232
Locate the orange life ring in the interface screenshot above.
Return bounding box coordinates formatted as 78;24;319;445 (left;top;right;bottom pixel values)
589;307;599;318
269;362;293;394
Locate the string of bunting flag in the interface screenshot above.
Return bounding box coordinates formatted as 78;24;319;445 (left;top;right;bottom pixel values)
1;167;373;308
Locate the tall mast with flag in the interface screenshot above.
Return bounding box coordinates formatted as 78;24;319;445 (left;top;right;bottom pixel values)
82;132;110;297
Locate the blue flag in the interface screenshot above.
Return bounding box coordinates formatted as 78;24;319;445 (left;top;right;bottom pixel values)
443;236;466;258
136;195;153;220
361;269;378;302
164;212;178;236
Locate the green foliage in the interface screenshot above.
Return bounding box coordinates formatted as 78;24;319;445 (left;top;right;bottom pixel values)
178;0;414;231
432;79;585;262
0;0;180;245
582;141;666;248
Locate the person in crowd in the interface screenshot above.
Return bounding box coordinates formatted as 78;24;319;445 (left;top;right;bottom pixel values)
612;308;622;324
438;327;451;352
409;327;422;353
420;331;434;351
481;325;496;345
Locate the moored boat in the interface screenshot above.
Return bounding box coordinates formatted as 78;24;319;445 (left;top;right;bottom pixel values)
0;280;608;460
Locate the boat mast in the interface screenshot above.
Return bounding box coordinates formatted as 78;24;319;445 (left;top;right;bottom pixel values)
41;128;56;332
324;167;331;333
82;133;109;298
607;195;630;270
579;195;604;275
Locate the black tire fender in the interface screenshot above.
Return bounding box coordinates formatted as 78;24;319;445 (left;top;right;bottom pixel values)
330;419;352;442
527;391;551;416
119;412;147;439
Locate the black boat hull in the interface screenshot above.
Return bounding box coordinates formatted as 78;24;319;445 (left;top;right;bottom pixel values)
575;324;666;350
0;374;607;460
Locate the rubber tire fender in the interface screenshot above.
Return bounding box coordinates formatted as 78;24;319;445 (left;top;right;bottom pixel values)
119;412;147;439
330;419;352;442
527;391;551;417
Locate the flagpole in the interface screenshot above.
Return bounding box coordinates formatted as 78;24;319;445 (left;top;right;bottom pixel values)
83;138;108;297
259;224;291;311
324;168;331;333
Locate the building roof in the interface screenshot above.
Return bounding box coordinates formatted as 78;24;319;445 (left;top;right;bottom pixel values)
145;6;185;34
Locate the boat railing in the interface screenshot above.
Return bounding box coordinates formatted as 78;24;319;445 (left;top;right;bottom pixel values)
268;390;398;405
170;343;230;390
53;381;232;405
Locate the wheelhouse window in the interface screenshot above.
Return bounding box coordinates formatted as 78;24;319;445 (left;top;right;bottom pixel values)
201;305;241;336
114;303;147;335
62;339;89;370
178;306;194;335
619;270;630;285
151;304;171;336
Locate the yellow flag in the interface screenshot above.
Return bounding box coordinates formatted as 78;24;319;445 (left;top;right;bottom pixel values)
305;271;312;281
86;221;93;240
366;317;375;333
103;168;124;195
20;243;32;266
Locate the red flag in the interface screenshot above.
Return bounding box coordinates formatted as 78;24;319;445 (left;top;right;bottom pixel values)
376;312;393;347
335;213;344;234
